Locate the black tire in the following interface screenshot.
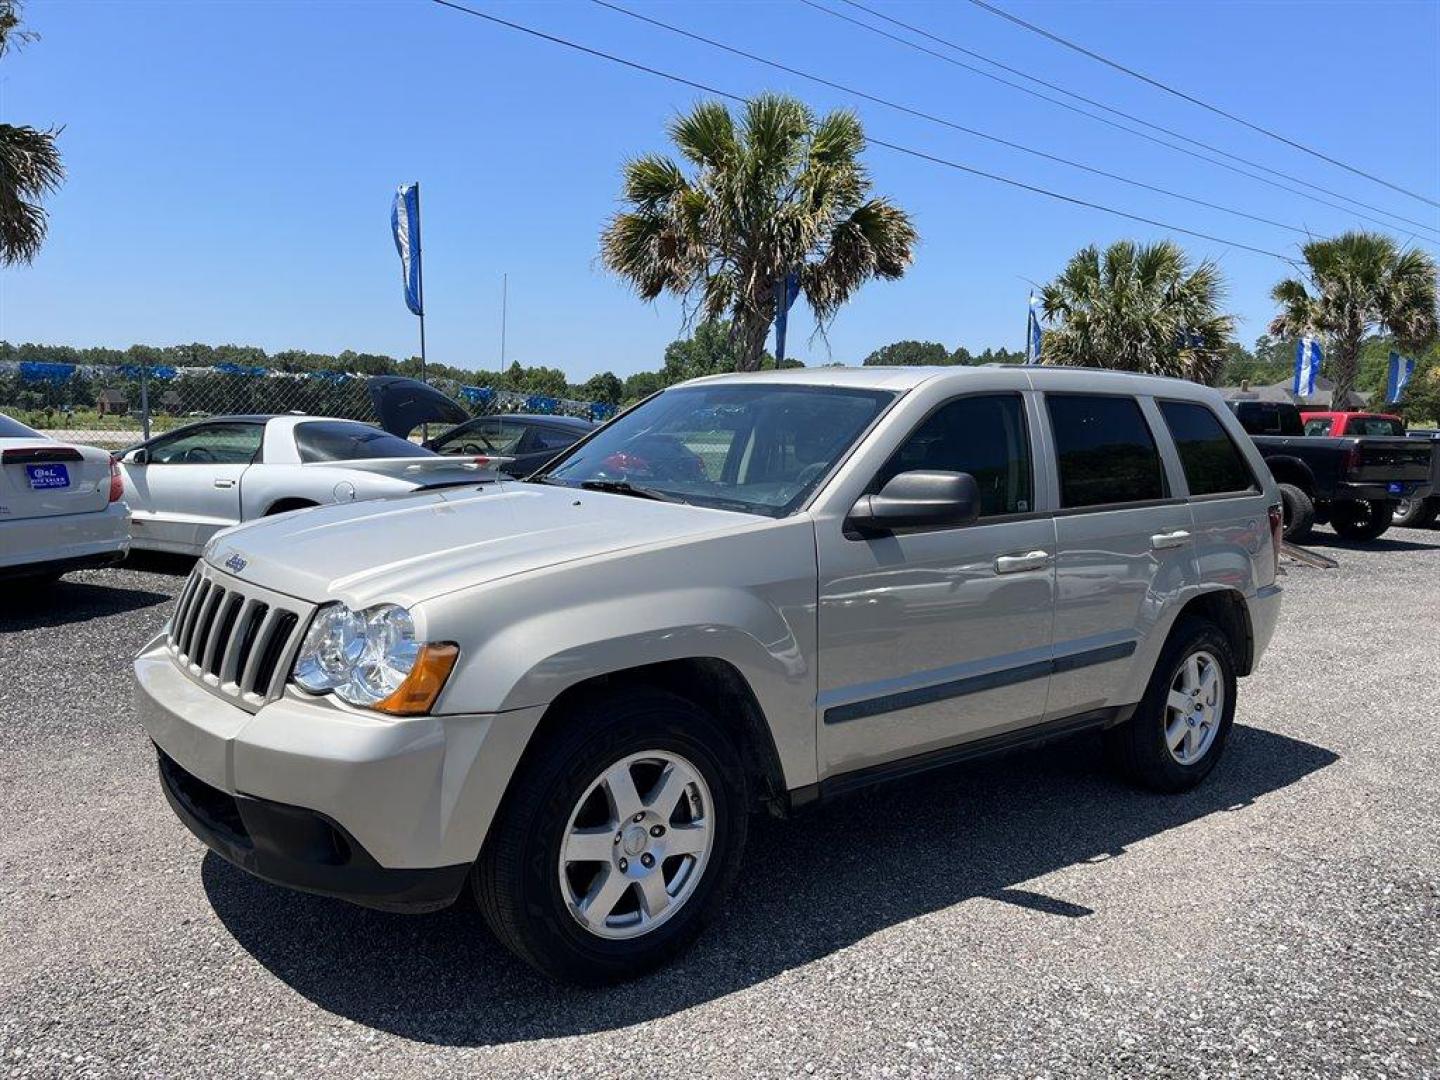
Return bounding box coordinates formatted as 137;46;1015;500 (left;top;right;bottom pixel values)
263;499;318;517
1393;495;1439;529
1277;483;1315;542
1106;617;1238;793
1330;499;1394;541
474;689;749;984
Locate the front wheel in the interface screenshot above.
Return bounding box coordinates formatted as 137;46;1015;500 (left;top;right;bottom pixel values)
1106;617;1238;793
474;690;748;984
1330;499;1394;541
1277;483;1315;542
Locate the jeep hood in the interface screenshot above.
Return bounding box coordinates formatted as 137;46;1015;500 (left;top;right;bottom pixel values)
204;481;758;608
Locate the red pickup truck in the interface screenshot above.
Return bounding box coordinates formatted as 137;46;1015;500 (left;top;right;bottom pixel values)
1300;411;1406;437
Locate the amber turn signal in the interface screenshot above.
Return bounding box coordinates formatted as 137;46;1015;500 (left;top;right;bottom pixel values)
374;643;460;716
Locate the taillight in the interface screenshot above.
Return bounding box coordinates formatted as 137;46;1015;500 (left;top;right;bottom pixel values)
1343;445;1363;477
108;456;124;503
1267;502;1284;576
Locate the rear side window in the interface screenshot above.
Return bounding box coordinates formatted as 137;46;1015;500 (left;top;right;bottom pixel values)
1347;416;1405;436
1230;401;1303;436
876;394;1032;517
294;421;431;462
0;414;42;438
1304;418;1333;436
1047;395;1166;509
527;427;583;452
1159;401;1257;497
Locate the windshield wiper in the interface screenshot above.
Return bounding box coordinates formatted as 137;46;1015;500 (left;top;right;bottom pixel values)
577;479;686;504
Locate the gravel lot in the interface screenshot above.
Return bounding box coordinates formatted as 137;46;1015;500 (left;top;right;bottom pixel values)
2;529;1438;1079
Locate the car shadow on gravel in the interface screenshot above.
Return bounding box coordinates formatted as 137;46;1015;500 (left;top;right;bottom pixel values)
1303;532;1440;553
204;722;1336;1046
0;575;172;631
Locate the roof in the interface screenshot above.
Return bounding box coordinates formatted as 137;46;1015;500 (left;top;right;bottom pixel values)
492;413;595;429
1218;376;1371;409
689;363;1218;396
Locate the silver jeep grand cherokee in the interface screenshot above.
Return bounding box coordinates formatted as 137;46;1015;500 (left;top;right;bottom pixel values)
135;366;1283;983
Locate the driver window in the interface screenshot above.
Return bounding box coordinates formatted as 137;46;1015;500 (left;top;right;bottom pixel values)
147;423;264;465
874;394;1032;517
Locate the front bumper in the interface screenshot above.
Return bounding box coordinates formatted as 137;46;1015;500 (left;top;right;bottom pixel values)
134;635;546;907
0;500;130;575
156;745;469;912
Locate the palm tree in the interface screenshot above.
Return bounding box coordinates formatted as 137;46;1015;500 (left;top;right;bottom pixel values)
1269;232;1438;407
600;95;917;371
1037;240;1235;385
0;0;64;267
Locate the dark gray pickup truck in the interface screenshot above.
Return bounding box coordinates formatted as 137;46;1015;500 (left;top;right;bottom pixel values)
1226;400;1433;541
1398;429;1440;528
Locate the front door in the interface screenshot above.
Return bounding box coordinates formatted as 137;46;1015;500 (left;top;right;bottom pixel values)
817;392;1057;777
123;421;263;552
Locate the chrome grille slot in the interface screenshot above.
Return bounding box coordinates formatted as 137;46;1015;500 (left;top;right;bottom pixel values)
165;563;315;711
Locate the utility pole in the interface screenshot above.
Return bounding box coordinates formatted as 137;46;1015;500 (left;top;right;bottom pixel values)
500;273;508;368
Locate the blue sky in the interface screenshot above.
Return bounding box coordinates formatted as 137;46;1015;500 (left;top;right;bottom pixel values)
2;0;1437;383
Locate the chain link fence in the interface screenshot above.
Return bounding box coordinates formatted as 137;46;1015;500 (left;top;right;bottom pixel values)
0;360;617;451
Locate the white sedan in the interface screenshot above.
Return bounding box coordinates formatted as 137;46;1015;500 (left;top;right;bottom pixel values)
116;414;505;555
1;412;130;583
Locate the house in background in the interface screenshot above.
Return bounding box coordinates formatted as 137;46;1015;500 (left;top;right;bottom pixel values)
1218;375;1370;410
96;388;129;416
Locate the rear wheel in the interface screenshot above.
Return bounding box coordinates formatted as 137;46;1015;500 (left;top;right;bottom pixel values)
1107;617;1238;793
1330;499;1394;541
474;689;748;984
1277;483;1315;542
1393;495;1439;529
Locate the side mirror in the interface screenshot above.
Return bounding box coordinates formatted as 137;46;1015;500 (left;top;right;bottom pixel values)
847;470;981;534
124;447;149;466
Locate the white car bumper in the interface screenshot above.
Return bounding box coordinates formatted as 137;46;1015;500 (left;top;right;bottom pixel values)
0;501;130;576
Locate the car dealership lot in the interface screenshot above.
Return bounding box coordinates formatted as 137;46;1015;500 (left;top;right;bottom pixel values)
2;537;1438;1078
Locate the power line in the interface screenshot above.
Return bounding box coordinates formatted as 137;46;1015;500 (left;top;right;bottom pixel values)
429;0;1293;263
805;0;1440;242
965;0;1440;210
589;0;1310;238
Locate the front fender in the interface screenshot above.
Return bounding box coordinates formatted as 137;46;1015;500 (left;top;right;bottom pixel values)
419;518;820;788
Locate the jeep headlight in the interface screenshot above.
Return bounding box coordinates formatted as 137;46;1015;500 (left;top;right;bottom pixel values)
293;602;457;715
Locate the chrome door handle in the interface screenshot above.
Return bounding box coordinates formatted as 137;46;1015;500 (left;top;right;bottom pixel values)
995;550;1051;574
1150;530;1191;550
213;478;236;489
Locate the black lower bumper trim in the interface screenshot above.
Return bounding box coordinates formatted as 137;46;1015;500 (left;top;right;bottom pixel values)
155;746;469;914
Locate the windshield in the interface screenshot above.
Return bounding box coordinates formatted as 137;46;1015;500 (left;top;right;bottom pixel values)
540;384;895;516
0;413;43;439
294;421;434;462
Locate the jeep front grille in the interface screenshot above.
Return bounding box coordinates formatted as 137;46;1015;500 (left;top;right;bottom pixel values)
167;563;313;709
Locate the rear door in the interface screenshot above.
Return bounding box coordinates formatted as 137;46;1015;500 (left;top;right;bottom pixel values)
123;421;264;552
1043;393;1197;721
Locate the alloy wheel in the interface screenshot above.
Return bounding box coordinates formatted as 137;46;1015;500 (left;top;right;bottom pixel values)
1165;650;1224;766
558;750;714;940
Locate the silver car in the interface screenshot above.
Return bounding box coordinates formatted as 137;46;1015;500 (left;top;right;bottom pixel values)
133;366;1284;983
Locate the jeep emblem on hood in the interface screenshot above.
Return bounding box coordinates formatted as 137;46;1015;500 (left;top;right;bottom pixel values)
224;552;247;574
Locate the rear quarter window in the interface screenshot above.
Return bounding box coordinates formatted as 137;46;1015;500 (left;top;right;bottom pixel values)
1047;395;1166;509
294;421;432;462
1159;401;1257;497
